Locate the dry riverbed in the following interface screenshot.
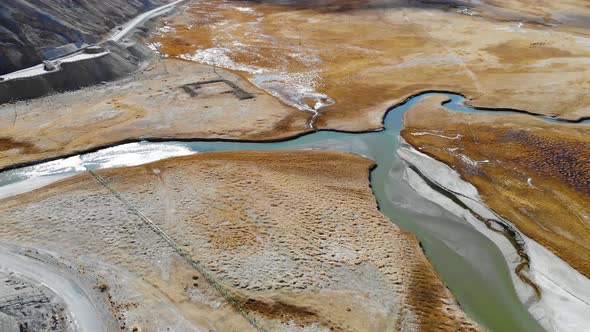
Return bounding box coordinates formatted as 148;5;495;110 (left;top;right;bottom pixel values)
0;150;481;331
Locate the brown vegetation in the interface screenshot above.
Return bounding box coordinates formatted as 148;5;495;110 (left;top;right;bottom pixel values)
154;0;590;133
402;95;590;279
0;150;481;331
0;59;310;170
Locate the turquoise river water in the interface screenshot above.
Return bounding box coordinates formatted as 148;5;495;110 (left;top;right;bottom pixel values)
3;92;583;331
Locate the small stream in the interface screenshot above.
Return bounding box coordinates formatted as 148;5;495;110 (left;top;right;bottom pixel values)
2;92;575;331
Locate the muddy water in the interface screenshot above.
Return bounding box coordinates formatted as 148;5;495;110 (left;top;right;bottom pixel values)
0;93;547;331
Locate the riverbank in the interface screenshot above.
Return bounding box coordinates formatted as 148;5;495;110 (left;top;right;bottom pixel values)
1;2;589;328
0;91;551;331
0;169;257;331
0;59;310;171
401;95;590;331
0;150;481;331
153;0;590;131
402;95;590;279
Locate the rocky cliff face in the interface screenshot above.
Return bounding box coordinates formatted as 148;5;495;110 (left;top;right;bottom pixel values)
0;0;169;75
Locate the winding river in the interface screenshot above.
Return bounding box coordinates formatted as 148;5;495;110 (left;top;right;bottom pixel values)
3;92;577;331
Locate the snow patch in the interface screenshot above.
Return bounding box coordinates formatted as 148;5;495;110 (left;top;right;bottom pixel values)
179;48;263;74
0;142;195;196
494;22;527;33
457;7;478;16
411;132;462;140
233;6;255;13
179;48;333;122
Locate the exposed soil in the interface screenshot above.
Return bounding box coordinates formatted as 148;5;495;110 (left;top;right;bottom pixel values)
401;95;590;280
0;150;481;331
0;59;311;171
0;171;257;331
0;270;69;331
154;0;590;132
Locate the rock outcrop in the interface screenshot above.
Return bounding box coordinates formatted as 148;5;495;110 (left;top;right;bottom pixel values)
0;41;154;104
0;0;169;75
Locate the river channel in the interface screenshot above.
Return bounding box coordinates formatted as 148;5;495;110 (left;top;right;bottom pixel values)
0;92;560;331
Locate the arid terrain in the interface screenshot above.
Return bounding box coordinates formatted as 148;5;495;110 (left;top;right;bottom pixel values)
0;59;310;171
3;0;590;171
401;95;590;279
1;0;590;331
154;0;590;132
0;151;481;331
0;0;170;74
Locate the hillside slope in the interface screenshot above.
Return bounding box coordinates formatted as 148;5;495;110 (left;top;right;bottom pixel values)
0;0;169;74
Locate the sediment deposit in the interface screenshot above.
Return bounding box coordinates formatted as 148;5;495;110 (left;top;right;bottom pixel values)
401;95;590;280
0;59;310;171
0;150;481;331
154;0;590;131
0;170;256;331
396;137;590;332
2;1;589;330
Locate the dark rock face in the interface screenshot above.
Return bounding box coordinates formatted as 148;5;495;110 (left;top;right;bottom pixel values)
0;272;69;332
0;41;155;104
0;0;168;75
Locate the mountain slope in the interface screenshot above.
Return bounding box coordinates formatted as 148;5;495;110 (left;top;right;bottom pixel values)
0;0;169;75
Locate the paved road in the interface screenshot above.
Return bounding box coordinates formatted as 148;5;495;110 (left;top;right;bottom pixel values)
0;245;108;331
0;51;109;81
0;0;185;82
111;0;185;42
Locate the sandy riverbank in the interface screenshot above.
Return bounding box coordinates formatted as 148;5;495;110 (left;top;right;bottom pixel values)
401;95;590;279
0;150;481;331
0;59;310;171
397;140;590;331
400;95;590;330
